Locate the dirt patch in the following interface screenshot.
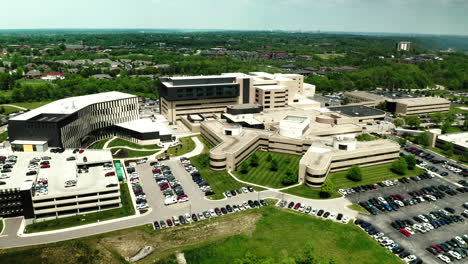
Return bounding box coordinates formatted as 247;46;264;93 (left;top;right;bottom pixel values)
100;211;262;262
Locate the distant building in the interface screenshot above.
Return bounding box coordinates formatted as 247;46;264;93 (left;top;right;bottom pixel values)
397;42;411;51
41;72;65;81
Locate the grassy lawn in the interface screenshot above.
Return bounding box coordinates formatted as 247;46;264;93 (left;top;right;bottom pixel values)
0;206;401;264
88;138;111;149
0;105;23;115
184;207;401;264
0;131;8;142
282;184;342;199
25;184;135;233
347;204;370;215
157;136;196;158
233;150;301;188
111;148;159;158
329;163;425;189
427;146;467;165
107;137;160;150
445;126;465;134
9;101;53;109
191;153;264;200
450;104;468;114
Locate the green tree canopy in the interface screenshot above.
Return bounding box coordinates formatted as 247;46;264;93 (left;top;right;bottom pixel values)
270;158;278;172
391;157;408;175
240;163;249;174
346;165;363;182
415;132;430;146
403;155;416;170
250;153;259;167
319;180;334;198
404;116;421;128
393;118;404;127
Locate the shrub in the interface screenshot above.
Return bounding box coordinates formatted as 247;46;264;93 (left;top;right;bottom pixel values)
346;165;362;182
403;155;416;170
250;153;259;167
319;180;334;198
270;159;278;171
240;163;249;174
391;157;408;175
281;168;297;186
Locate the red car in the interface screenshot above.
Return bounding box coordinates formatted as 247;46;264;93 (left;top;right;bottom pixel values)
40;164;50;169
79;149;84;154
399;229;411;237
152;169;161;173
105;171;115;176
293;203;301;210
214;207;222;216
429;245;442;253
166;219;173;227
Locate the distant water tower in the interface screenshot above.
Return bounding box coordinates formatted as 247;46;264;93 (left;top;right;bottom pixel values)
397;41;411;51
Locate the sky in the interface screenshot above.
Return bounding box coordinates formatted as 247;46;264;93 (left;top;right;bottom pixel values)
0;0;467;35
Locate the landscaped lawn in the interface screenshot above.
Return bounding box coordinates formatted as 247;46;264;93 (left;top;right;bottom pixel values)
108;138;160;150
0;105;23;115
282;184;341;199
191;153;264;200
329;163;426;189
233;150;301;188
184;207;401;264
111;148;158;158
450;104;468;114
0;131;8;142
158;136;196;158
88;138;111;149
9;101;53;109
25;184;135;233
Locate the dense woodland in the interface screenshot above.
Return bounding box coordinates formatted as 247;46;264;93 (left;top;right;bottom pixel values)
0;31;467;103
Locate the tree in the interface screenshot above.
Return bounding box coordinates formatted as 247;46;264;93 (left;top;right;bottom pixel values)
460;152;468;163
431;112;444;125
442;142;454;157
391;157;408;175
0;106;5;114
415;132;430;146
319;180;334;198
441;120;452;134
281;168;297;186
270;158;278;171
342;97;350;105
404;116;420;128
463;114;468;131
266;153;273;162
398;138;407;146
403;155;416;170
250;153;259;167
393;118;404;127
346;165;362;182
240;163;249;174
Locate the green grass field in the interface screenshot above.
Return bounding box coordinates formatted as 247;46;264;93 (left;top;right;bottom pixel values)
190;153;264;199
450;104;468;114
88;138;111;149
184;207;401;264
0;131;8;142
111;148;158;158
0;105;23;115
158;136;196;158
233;151;301;188
282;184;341;199
25;184;135;233
329;163;425;189
107;138;160;150
9;101;53;109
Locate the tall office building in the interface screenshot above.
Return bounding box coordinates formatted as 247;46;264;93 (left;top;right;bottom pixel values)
397;41;411;51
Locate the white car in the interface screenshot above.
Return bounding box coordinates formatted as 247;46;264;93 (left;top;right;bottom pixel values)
185;213;192;223
455;236;466;245
298;205;305;212
377;197;387;203
209;209;216;217
418;215;428;222
164;196;177;205
311;208;317;215
328;212;336;219
198;213;205;220
241;187;248;193
448;251;461;260
136;203;148;210
403;255;416;263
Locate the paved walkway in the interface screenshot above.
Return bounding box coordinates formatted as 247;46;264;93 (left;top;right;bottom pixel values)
102;136;116;149
1;104;28;110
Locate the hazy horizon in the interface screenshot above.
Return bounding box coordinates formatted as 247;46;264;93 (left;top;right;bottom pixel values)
0;0;467;35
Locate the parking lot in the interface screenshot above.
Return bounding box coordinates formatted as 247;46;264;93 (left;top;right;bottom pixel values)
348;175;467;264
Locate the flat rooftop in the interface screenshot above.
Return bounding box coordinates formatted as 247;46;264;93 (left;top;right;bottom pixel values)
116;118;171;135
0;149;118;197
438;132;468;149
255;84;287;90
345;91;388;101
393;97;450;106
11;91;136;121
329;105;386;117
